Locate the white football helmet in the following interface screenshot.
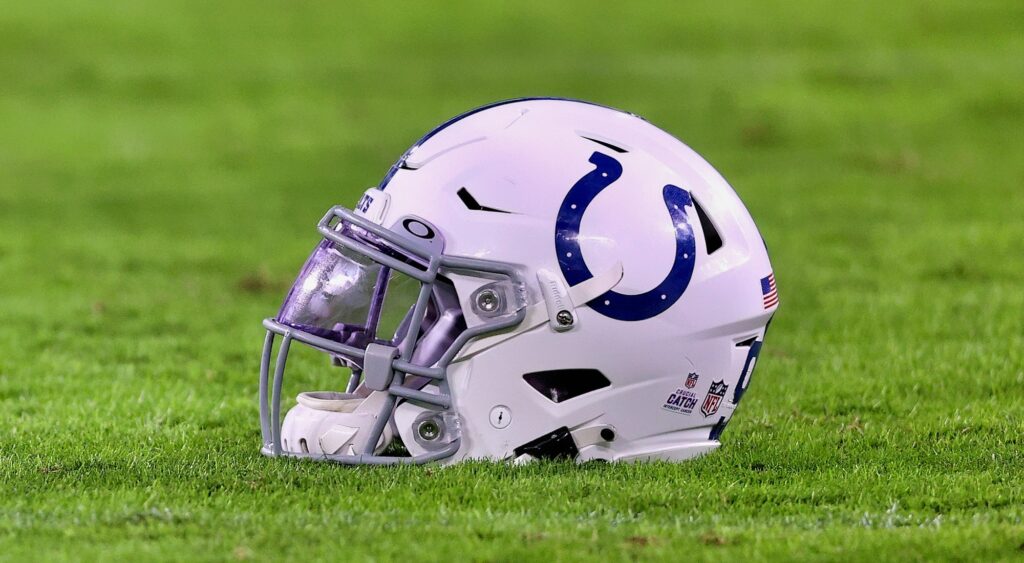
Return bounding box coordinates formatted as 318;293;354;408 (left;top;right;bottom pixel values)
259;98;778;465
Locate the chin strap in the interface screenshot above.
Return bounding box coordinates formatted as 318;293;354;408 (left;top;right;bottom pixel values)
280;391;393;457
456;262;624;360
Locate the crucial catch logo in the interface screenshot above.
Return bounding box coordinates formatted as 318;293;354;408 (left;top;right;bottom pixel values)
662;373;702;415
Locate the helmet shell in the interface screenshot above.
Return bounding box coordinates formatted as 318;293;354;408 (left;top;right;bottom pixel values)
373;99;776;462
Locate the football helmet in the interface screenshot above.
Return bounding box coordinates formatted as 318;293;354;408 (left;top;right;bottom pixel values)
259;98;777;465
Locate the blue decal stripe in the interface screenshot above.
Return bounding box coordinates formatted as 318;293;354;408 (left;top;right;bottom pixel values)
708;416;729;441
733;340;763;404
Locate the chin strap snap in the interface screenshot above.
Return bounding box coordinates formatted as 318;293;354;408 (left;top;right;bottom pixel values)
457;262;623;359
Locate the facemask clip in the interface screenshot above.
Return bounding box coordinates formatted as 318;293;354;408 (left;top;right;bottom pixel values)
363;343;399;391
470;280;526;318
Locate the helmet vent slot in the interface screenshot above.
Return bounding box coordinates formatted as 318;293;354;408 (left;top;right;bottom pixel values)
735;336;757;347
580;135;628;153
457;187;511;214
691;196;723;254
523;369;611;403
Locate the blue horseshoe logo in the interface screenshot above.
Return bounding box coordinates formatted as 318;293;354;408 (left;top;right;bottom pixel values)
555;152;696;322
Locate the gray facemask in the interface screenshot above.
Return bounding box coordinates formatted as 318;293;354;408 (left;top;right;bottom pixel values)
259;206;527;464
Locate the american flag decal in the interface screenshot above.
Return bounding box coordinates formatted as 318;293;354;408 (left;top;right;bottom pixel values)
760;273;778;309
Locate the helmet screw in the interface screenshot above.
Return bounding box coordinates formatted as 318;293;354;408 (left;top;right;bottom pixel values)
417;419;441;441
476;289;500;313
555;310;574;327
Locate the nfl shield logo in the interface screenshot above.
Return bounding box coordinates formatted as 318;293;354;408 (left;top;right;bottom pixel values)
700;380;729;417
685;372;699;389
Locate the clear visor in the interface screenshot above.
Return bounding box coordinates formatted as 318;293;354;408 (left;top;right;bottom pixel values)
276;226;422;355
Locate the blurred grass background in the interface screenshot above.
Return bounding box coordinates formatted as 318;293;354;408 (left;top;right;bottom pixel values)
1;1;1022;561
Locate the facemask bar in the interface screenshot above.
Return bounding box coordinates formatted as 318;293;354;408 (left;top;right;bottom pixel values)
259;206;527;465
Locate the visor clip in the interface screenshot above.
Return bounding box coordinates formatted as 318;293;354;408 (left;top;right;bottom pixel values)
363;343;399;391
537;269;577;332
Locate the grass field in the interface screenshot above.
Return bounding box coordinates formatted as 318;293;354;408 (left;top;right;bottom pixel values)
1;1;1023;560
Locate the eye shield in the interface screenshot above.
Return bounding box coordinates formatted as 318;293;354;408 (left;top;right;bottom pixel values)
276;227;424;360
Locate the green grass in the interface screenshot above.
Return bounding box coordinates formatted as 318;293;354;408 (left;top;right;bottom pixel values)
2;0;1023;560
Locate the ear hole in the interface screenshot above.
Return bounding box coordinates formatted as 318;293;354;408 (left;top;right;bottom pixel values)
299;438;309;454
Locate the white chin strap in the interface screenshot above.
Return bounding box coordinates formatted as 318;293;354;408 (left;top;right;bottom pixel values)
456;262;624;360
279;391;394;456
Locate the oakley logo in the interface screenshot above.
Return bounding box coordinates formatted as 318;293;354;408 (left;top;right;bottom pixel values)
402;218;436;239
555;152;696;321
